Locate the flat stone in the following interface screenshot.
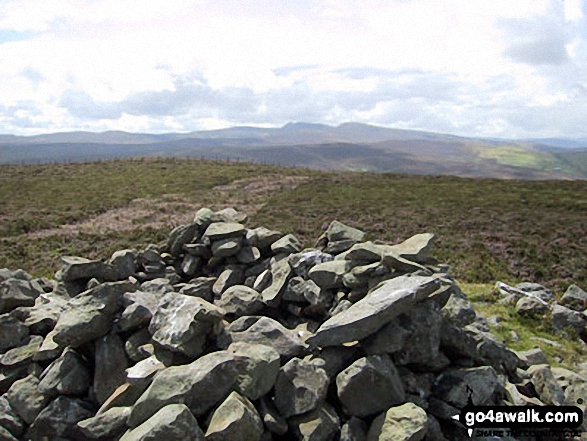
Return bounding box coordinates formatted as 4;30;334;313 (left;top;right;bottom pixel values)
26;396;95;441
109;249;137;279
560;284;587;312
261;259;291;307
308;260;350;290
94;332;130;405
336;354;405;417
325;220;365;243
60;256;119;282
121;403;203;441
385;233;435;263
527;364;565;406
167;223;198;256
515;282;554;302
367;402;428;441
307;275;441;347
126;355;167;383
211;237;242;258
515;296;549;317
0;335;43;368
38;347;91;397
246;227;283;249
77;406;132;440
5;375;50;424
149;293;225;358
270;233;303;255
203;222;246;240
551;304;587;338
0;315;28;353
274;358;329;418
205;392;263;441
289;403;340;441
180;276;216;301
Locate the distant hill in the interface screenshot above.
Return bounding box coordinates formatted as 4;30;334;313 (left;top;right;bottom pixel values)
1;122;586;179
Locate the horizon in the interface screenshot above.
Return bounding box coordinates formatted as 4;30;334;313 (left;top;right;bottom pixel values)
1;1;586;138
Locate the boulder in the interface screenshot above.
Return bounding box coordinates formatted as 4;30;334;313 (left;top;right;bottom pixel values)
5;375;50;424
77;406;132;440
289;403;340;441
94;332;130;404
309;260;350;290
0;315;28;354
120;403;203;441
26;396;95;441
515;296;549;317
270;234;303;255
205;392;263;441
180;276;216;301
367;402;428;441
385;233;435;263
261;258;292;307
60;256;119;282
167;223;198;256
0;278;44;314
432;366;502;408
551;304;587;338
527;364;565;405
203;222;246;240
109;249;137;279
560;284;587;312
336;354;405;417
38;347;91;397
216;285;264;316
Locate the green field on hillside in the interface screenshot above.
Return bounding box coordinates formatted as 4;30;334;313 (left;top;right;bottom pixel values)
1;158;586;294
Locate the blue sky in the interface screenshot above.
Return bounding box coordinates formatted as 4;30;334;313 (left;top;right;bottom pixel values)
0;0;586;138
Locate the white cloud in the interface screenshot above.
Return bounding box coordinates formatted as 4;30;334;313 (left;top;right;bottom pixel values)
0;0;585;138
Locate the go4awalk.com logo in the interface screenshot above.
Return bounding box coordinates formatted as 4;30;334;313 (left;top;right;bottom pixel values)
452;406;584;438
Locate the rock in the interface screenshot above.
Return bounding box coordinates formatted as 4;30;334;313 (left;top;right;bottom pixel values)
60;255;119;282
527;364;565;405
325;220;365;243
126;355;167;384
78;406;132;440
0;335;43;368
50;281;135;348
515;282;555;302
149;293;224;358
0;278;44;314
213;266;245;296
167;223;198;256
270;233;303;255
121;403;203;441
515;296;549;317
336;354;405;417
367;402;428;441
180;276;214;301
0;396;24;439
109;249;137;279
257;396;288;435
118;291;158;332
38;347;91;397
140;278;174;296
203;222;246;240
290;250;334;278
12;292;67;335
340;417;368;441
205;392;263;441
0;315;28;353
247;227;283;249
218;316;308;361
441;293;476;327
0;427;18;441
236;246;261;264
551;304;587;338
261;258;292;307
26;396;95;441
95;332;130;405
432;366;502;408
5;375;50;424
362;318;410;355
212;237;242;258
386;233;435;264
216;285;264;316
308;260;350;290
289;403;340;441
560;284;587;312
308;275;441;347
515;347;548;367
274;357;329;418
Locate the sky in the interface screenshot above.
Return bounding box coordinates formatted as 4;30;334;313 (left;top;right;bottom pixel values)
0;0;586;138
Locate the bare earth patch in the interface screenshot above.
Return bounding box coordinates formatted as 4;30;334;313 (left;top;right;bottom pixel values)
26;174;310;239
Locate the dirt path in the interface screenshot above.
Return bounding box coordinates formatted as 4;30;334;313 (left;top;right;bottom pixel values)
27;174;310;238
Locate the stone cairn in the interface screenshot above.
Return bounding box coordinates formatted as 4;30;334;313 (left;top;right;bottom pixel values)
0;207;585;440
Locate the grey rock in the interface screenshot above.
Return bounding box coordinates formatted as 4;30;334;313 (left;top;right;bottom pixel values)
219;316;308;360
289;403;340;441
515;296;549;317
441;293;476;327
118;290;159;332
181;254;200;277
213;266;245;296
0;396;24;439
367;402;428;441
274;357;329;418
385;233;435;264
0;315;28;353
340;241;383;263
216;207;248;223
527;364;565;405
261;259;292;307
336;354;405;417
60;255;119;282
140;278;174;296
270;233;303;255
205;392;263;441
78;406;132;440
236;246;261;264
247;227;283;249
254;269;273;292
26;396;95;441
149;293;224;358
211;236;242;258
0;278;44;314
308;275;441;347
126;355;167;383
12;292;68;335
516;282;555;302
216;285;264;317
362;318;410;355
109;249;137;279
308;260;350;290
38;347;91;397
51;281;135;348
560;284;587;312
5;374;50;424
551;304;587;338
340;417;368;441
121;403;203;441
324;239;357;255
179;277;216;302
125;328;153;363
0;335;43;368
432;366;502;408
193;207;217;228
325;220;365;243
95;332;130;404
515;347;548;367
203;222;246;240
0;269;31;282
167;223;198;256
309;346;359;378
290;250;334;278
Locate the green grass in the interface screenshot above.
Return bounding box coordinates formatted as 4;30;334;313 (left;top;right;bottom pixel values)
462;283;585;369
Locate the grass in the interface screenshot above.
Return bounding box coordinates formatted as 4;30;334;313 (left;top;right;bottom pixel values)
461;283;585;369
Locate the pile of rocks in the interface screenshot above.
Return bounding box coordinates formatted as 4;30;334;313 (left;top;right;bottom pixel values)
0;207;585;440
496;281;587;342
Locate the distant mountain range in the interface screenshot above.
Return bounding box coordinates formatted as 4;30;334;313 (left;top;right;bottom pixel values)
1;122;586;179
